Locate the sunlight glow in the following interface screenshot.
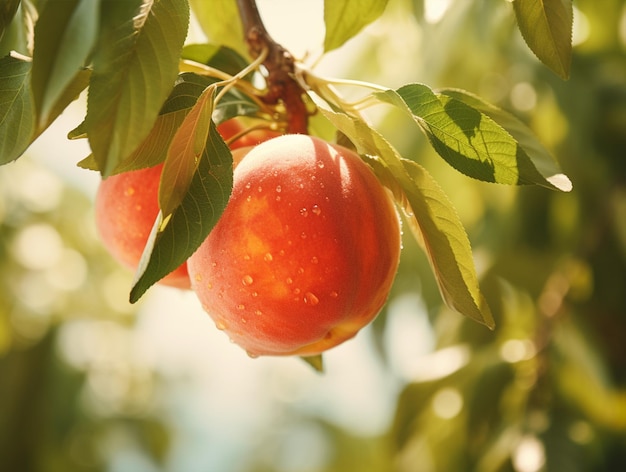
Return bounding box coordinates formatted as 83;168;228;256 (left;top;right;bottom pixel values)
500;339;536;363
513;436;546;472
424;0;453;24
432;388;463;419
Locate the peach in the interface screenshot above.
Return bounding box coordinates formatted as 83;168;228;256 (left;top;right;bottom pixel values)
188;134;401;356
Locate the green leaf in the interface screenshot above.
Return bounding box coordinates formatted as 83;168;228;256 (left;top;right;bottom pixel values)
512;0;573;79
0;53;34;164
182;43;250;77
188;0;248;59
31;0;99;127
301;355;324;373
159;84;216;218
85;0;189;177
324;0;389;52
129;121;233;303
38;67;90;134
319;107;494;328
0;1;35;57
0;0;20;42
438;88;572;192
376;84;567;191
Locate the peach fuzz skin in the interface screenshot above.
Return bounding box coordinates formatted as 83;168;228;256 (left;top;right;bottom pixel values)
188;134;401;357
94;119;275;289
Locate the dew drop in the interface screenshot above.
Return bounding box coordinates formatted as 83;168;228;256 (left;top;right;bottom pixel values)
211;261;218;268
125;187;135;196
297;267;305;275
310;175;316;181
264;252;273;262
254;310;263;316
245;182;251;190
285;277;293;285
319;182;325;189
237;304;245;310
257;186;263;192
216;321;227;330
243;254;251;261
299;183;305;189
311;256;318;264
252;291;258;297
194;274;202;282
247;351;259;359
311;205;322;216
241;317;248;324
242;274;254;286
246;195;252;202
275;185;282;193
293;288;301;295
279;249;285;256
300;208;308;217
300;232;307;239
330;291;339;298
317;161;325;169
275;196;281;202
304;292;319;306
207;282;213;290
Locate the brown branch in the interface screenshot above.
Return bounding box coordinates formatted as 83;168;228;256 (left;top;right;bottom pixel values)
236;0;309;134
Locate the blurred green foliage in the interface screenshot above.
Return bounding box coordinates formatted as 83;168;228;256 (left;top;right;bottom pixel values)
1;0;626;471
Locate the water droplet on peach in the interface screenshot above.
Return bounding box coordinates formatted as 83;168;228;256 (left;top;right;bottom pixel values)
317;161;325;169
275;185;282;193
300;208;308;217
195;274;202;282
264;252;273;262
252;291;258;297
285;277;293;285
297;267;305;275
312;205;322;216
293;288;301;295
330;291;339;298
304;292;319;306
300;232;307;239
254;310;263;316
237;304;245;310
311;256;318;264
124;187;135;196
242;274;254;286
247;351;259;359
257;186;263;192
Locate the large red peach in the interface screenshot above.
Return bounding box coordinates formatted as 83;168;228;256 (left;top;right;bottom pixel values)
188;134;401;356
